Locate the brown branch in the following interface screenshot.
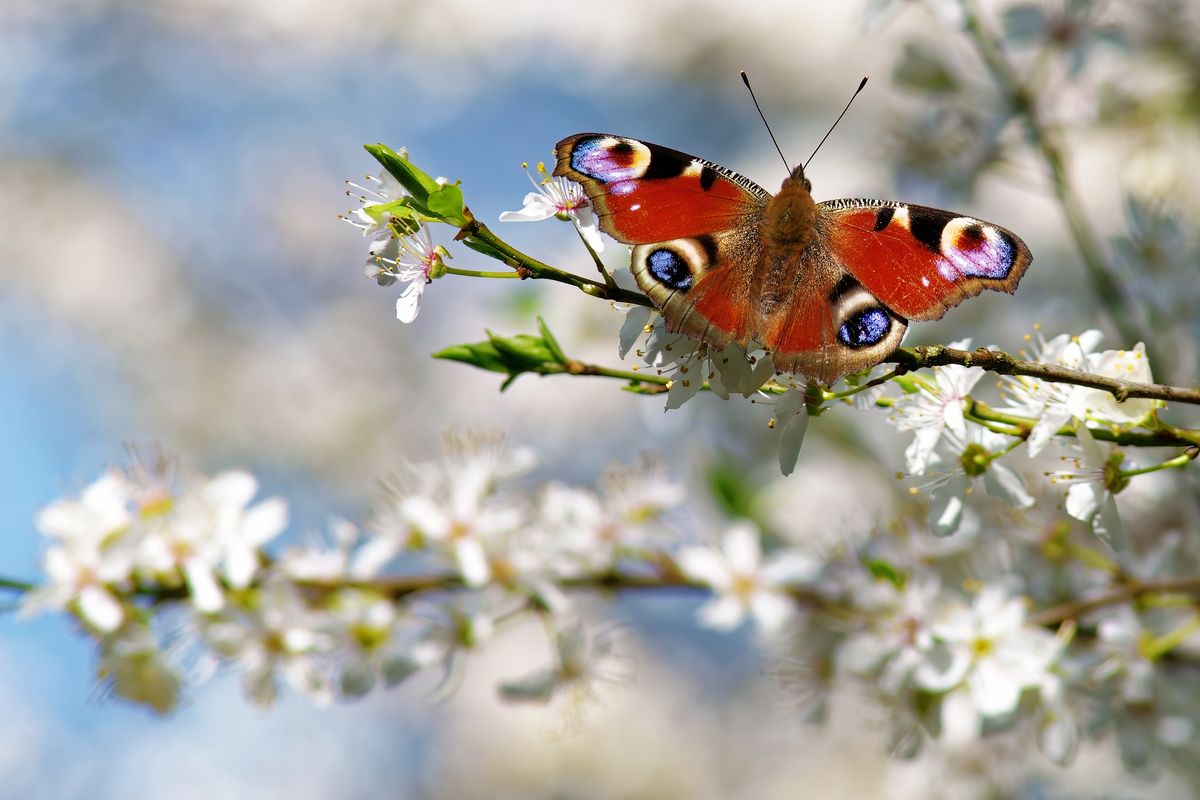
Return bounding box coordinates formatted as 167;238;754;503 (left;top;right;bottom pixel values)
891;345;1200;408
1029;577;1200;627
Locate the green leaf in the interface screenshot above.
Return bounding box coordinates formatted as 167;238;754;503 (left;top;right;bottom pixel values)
432;341;511;374
537;317;569;365
364;143;438;203
427;183;467;225
865;558;907;590
488;331;555;369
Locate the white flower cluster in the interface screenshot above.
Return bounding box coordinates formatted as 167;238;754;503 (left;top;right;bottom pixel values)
886;332;1161;545
20;434;691;712
18;428;1199;773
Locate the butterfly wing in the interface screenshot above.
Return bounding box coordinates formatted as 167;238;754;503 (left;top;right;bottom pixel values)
554;134;770;345
816;200;1032;322
757;245;909;383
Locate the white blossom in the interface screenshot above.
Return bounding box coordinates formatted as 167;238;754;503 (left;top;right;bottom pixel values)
890;352;985;474
1002;330;1159;455
499;161;603;252
915;587;1062;719
677;523;820;635
1047;425;1128;550
22;471;136;632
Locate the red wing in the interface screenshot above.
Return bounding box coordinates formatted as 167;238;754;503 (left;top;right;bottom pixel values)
554;133;770;244
817;200;1032;322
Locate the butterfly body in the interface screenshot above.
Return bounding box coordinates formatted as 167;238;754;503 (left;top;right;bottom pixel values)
554;134;1031;383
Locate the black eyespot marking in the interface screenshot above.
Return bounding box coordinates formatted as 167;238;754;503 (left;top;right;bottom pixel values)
909;209;949;253
610;140;635;157
647;248;692;291
829;275;860;302
643;148;693;180
872;207;895;232
699;166;717;191
838;307;891;348
694;234;718;266
961;222;985;241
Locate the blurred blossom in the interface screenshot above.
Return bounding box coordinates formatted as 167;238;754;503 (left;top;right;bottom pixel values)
840;577;941;694
1095;605;1156;704
676;522;821;635
499;161;603;253
22;471;135;633
915;587;1062;720
358;430;533;584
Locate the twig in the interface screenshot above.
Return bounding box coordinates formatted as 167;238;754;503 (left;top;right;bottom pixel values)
1029;577;1200;626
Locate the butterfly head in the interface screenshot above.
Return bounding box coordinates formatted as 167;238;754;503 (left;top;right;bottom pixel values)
787;164;812;194
762;165;817;247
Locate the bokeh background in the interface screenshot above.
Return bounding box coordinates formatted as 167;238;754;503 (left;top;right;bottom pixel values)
2;0;1198;797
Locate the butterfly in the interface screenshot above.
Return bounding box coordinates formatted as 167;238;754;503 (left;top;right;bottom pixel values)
553;134;1032;384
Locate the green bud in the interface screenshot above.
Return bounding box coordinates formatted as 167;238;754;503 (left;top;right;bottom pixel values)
959;442;991;477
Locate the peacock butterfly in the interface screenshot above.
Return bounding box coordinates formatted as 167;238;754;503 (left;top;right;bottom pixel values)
553;133;1032;384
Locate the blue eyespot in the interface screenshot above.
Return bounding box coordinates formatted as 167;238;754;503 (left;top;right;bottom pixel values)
647;248;692;291
838;307;891;348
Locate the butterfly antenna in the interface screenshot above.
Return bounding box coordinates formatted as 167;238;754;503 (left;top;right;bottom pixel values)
804;76;869;170
740;71;790;173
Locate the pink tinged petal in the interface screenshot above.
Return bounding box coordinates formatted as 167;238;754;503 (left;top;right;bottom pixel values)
721;523;762;574
395;279;426;324
696;595;746;631
749;590;795;634
184;559;225;613
677;547;733;590
968;658;1023;717
454;539;491;587
78;585;124;632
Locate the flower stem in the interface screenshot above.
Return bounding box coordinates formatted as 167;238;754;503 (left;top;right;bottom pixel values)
457;216;652;307
0;577;35;593
443;267;521;279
